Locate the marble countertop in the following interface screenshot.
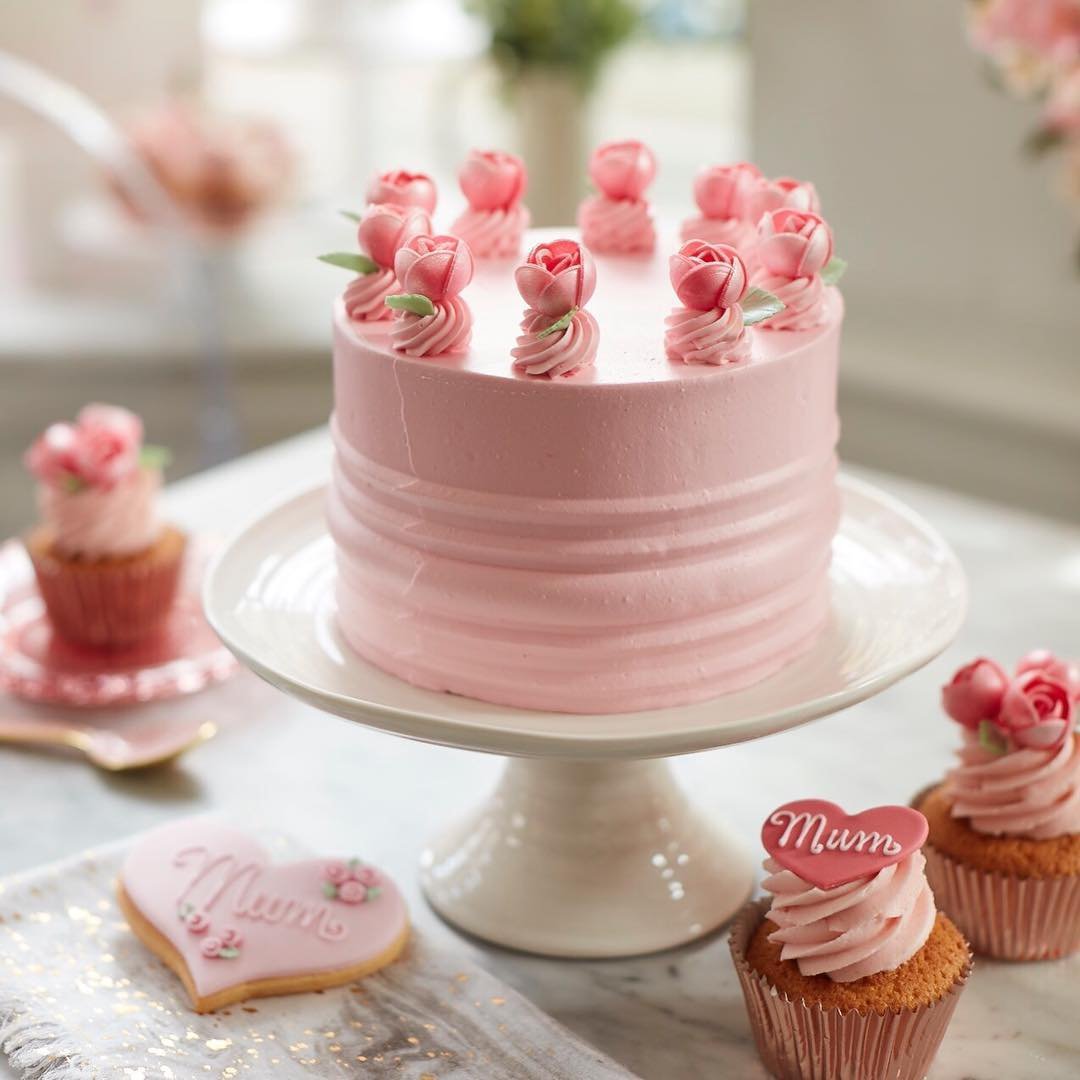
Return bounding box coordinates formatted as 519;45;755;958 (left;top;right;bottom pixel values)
2;429;1078;1079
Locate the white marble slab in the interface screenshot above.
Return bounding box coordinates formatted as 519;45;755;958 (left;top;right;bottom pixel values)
1;429;1078;1078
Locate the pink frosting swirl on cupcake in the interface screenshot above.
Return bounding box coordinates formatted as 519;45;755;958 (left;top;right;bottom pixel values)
512;308;599;378
450;205;530;258
664;306;750;366
946;730;1080;838
344;268;396;321
578;195;655;254
390;297;472;357
761;851;937;982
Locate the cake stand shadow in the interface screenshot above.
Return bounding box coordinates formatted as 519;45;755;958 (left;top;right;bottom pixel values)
203;476;966;958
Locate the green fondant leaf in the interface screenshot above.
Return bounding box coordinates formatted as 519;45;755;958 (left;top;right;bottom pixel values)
218;947;240;959
322;882;338;899
339;209;363;224
138;444;172;472
978;719;1009;756
318;251;379;275
819;256;848;287
741;287;785;326
60;472;85;494
385;293;436;317
535;306;578;339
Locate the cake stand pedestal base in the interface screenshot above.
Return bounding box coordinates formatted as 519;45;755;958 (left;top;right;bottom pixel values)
419;757;754;958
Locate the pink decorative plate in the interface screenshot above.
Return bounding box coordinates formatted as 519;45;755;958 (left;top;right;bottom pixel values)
0;539;237;707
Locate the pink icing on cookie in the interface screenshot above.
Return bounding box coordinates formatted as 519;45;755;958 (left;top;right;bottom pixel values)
120;820;408;999
761;850;936;982
761;799;929;890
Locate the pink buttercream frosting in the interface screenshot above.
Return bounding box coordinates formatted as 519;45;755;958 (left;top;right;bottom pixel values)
344;268;396;322
390;298;472;357
678;215;755;250
753;273;826;331
450;205;530;259
664;306;750;366
578;195;655;254
946;730;1080;838
761;851;937;982
40;467;163;558
512;308;599;378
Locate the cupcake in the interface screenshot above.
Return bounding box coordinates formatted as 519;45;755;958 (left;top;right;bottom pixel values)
730;798;971;1080
915;651;1080;960
23;404;186;648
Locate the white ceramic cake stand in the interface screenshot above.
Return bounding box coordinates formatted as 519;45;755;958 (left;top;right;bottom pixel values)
203;475;966;958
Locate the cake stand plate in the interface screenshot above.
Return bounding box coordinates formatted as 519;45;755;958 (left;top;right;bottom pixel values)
204;475;966;957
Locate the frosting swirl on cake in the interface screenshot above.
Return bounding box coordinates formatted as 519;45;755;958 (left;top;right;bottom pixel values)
451;205;530;259
390;298;472;357
344;269;395;322
761;851;937;982
578;196;655;253
678;216;755;250
753;273;826;331
512;308;599;378
664;305;750;366
946;730;1080;838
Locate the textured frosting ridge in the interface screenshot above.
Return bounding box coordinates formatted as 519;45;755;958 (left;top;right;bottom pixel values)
451;205;530;259
578;195;655;253
344;269;396;322
753;273;826;331
389;298;472;357
41;468;162;558
678;216;754;251
664;305;750;367
512;309;599;378
946;730;1080;838
762;852;937;982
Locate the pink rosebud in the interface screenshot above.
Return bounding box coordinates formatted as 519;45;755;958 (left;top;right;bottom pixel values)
999;670;1073;751
744;175;820;222
459;149;527;212
366;168;437;213
942;657;1009;729
71;404;143;488
201;936;223;958
692;162;761;220
514;239;597;317
669;240;748;312
355;866;380;887
24;422;80;487
358;203;431;269
394;234;474;303
324;860;352;885
220;928;243;948
337;879;367;904
756;209;833;279
971;0;1080;61
1016;649;1080;702
588;140;656;201
186;911;210;935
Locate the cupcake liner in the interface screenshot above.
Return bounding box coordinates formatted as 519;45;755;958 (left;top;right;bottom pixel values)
728;898;969;1080
922;842;1080;961
28;528;186;649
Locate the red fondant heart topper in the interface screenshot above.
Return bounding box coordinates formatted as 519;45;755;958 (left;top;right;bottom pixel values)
761;799;929;890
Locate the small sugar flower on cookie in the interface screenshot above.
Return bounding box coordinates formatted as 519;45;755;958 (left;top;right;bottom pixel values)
201;930;242;960
323;857;383;902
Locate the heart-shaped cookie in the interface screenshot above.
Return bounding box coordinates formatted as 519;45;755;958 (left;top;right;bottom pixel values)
761;799;928;890
118;819;408;1013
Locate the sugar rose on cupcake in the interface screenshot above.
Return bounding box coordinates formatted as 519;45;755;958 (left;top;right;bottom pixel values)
451;149;531;259
23;405;185;648
578;140;657;254
512;239;600;378
915;650;1080;960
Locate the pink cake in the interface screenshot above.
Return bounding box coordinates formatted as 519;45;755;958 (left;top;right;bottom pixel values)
325;150;844;714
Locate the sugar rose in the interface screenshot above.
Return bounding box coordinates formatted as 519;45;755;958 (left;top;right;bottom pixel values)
394;234;475;303
366;168;437;213
693;162;761;220
999;670;1074;751
669;240;748;312
459;149;527;211
358;203;431;269
941;657;1009;729
756;209;833;279
588;140;656;201
515;239;597;316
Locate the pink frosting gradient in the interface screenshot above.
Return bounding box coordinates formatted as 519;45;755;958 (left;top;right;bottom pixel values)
326;226;842;714
762;852;936;982
40;467;163;558
578;195;656;254
664;306;750;366
344;268;396;322
946;730;1080;838
450;205;530;259
121;820;407;999
512;308;599;378
389;298;472;357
